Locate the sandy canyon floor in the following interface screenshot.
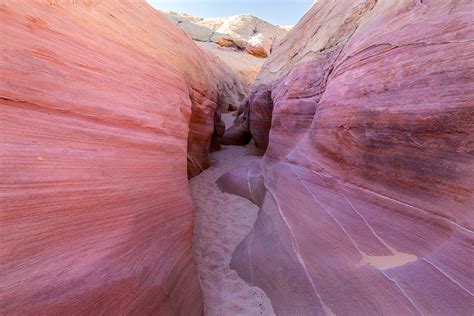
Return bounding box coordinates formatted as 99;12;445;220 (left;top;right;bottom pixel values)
189;115;275;315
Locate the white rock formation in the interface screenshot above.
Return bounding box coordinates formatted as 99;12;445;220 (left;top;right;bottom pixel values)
162;11;291;107
163;11;290;58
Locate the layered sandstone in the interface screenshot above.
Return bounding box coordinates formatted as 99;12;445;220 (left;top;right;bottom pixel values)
221;0;474;314
0;0;242;314
164;12;289;95
197;41;264;93
164;12;289;58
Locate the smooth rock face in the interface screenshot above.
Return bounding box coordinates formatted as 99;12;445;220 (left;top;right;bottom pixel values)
221;0;474;314
221;85;273;155
0;1;241;314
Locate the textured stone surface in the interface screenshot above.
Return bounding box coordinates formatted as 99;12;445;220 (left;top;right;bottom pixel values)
221;0;474;314
0;1;242;314
221;85;273;155
165;12;288;98
221;97;252;146
164;12;289;58
197;42;264;92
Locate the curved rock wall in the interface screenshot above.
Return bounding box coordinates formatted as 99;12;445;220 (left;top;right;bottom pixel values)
0;1;242;314
221;0;474;314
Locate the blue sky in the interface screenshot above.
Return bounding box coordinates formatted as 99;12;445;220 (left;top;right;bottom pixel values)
146;0;314;25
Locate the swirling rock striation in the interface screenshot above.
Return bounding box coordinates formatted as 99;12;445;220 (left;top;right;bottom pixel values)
0;0;242;314
221;0;474;314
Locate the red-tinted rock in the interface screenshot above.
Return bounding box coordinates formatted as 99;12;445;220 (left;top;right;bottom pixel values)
248;84;273;152
245;45;269;58
0;1;241;314
221;98;253;146
221;84;273;154
220;0;474;314
210;108;226;152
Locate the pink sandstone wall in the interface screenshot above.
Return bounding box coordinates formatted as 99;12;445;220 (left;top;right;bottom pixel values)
221;0;474;314
0;0;242;314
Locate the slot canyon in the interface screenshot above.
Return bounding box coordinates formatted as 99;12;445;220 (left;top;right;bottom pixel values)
0;1;473;315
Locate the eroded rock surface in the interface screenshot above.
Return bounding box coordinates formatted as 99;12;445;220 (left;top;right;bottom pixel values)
0;0;243;314
221;0;474;314
164;12;289;58
197;41;264;94
164;12;289;96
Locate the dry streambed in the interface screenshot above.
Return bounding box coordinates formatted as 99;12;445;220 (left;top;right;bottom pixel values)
189;120;274;315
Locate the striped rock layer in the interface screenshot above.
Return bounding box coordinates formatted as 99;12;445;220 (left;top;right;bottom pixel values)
0;0;244;314
220;0;474;314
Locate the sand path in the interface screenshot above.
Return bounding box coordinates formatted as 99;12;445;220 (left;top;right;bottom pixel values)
189;115;275;315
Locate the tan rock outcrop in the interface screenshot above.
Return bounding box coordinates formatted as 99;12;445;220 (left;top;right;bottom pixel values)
164;12;289;58
197;42;264;91
0;0;242;314
164;12;289;97
221;0;474;314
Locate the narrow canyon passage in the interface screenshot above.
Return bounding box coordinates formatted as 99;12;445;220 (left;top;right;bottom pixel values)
189;114;274;315
1;1;472;315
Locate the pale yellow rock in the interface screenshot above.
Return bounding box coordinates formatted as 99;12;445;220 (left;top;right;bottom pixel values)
197;42;264;89
164;11;289;58
162;11;286;101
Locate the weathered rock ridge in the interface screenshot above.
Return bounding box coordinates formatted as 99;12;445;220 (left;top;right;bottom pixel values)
0;0;243;314
197;41;264;94
164;12;289;58
221;0;474;314
164;12;290;96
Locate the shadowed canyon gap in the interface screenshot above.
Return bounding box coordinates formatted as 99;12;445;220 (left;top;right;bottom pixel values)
1;0;473;315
